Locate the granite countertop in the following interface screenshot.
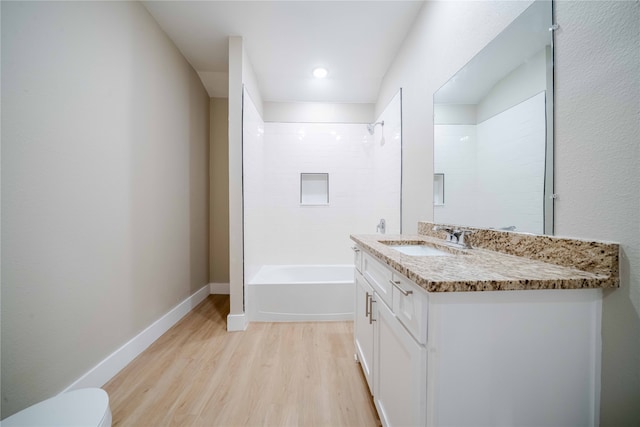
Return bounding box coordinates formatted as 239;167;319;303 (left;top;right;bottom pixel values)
351;234;619;292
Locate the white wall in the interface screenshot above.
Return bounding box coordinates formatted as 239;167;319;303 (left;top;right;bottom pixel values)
553;2;640;425
244;92;402;276
381;1;640;424
263;102;374;123
243;47;264;118
242;89;266;282
228;37;266;329
1;1;209;418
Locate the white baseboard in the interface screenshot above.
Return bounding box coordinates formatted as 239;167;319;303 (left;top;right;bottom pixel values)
63;284;210;393
227;313;248;332
209;282;230;294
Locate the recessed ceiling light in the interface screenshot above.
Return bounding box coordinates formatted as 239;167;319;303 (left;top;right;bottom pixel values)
313;67;328;79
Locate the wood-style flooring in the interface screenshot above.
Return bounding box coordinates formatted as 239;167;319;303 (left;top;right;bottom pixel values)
104;295;380;426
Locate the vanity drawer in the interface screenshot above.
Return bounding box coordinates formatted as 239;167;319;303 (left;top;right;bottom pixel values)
362;252;393;308
352;245;363;273
391;273;428;345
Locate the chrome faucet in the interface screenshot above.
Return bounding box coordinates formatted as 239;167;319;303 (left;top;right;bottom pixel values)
376;218;386;234
432;225;456;242
453;229;474;248
432;225;474;248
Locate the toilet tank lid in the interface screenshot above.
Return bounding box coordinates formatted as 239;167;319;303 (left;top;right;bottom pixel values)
2;388;110;426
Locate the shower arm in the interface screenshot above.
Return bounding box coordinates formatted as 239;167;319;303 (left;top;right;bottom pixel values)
367;120;384;135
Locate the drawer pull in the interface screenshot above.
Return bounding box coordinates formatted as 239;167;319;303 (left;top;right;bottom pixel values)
365;292;371;317
351;246;361;253
389;280;413;296
368;295;376;324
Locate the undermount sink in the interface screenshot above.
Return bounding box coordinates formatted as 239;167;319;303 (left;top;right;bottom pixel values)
387;244;452;257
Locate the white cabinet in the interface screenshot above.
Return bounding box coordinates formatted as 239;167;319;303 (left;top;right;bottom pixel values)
353;243;602;427
375;295;427;427
354;271;375;392
355;246;427;427
426;290;602;427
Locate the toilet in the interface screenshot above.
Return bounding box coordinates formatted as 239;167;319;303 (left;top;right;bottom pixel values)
2;388;111;427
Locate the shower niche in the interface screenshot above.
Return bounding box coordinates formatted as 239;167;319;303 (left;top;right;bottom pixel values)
300;173;329;205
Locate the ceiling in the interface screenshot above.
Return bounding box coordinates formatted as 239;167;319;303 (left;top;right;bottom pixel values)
142;1;424;103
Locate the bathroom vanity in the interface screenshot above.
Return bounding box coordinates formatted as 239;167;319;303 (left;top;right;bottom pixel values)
351;221;619;427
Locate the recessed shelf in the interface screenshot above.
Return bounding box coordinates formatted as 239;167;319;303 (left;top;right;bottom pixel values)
300;173;329;205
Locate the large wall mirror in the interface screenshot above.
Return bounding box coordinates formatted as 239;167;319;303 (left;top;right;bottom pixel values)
433;0;554;235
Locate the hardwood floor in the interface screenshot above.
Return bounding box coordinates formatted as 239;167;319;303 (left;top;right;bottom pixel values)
104;295;380;426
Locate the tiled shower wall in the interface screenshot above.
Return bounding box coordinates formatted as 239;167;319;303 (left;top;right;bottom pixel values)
244;91;401;279
434;92;545;234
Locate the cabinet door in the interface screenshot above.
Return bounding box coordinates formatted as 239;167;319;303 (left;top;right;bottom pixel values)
375;296;427;427
354;272;375;393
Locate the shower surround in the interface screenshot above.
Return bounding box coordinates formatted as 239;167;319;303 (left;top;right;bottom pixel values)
243;92;402;282
242;90;401;320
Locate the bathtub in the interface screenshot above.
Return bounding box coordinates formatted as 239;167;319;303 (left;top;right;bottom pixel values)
246;265;355;322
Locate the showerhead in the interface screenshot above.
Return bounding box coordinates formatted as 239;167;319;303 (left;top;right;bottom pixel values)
366;121;384;135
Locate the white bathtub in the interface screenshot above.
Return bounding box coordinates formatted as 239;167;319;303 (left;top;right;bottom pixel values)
247;265;355;322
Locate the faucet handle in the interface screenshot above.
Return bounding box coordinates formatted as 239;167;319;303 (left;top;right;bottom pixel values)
455;228;475;248
432;225;456;242
433;226;474;248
